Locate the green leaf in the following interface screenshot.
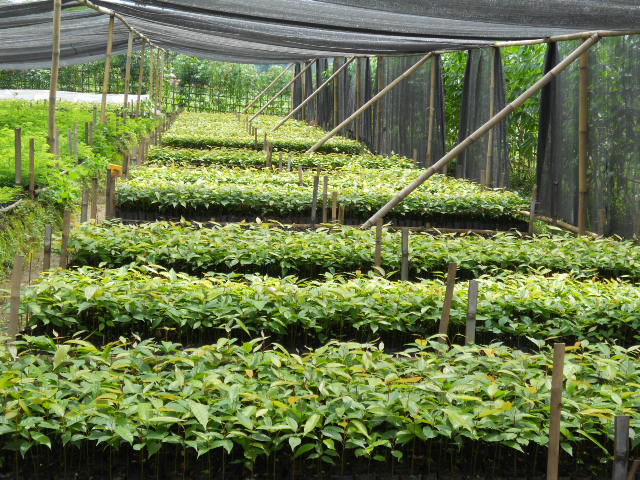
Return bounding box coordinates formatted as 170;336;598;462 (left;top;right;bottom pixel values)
303;414;322;434
189;401;209;429
53;345;71;370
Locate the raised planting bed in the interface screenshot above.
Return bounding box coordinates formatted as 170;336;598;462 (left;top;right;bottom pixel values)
115;166;528;230
147;145;415;170
21;266;640;348
69;221;640;280
161;112;364;154
0;337;638;478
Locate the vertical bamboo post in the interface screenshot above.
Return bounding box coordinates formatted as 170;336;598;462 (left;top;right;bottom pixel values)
578;46;589;236
412;148;418;168
547;342;566;480
278;152;283;172
484;48;497;186
355;59;362;142
333;58;341;129
287;155;292;171
105;170;114;220
331;192;338;222
93;105;98;125
88;121;94;146
59;209;71;268
148;48;156;106
438;262;458;343
84;121;89;144
101;15;115;123
529;184;538;235
374;218;383;269
123;32;134;108
90;177;98;220
298;166;304;186
613;416;630;480
426;55;438;166
47;0;62;152
42;224;52;272
310;175;320;228
321;176;328;223
67;128;73;157
14;128;22;186
136;41;146;116
80;187;89;223
28;139;35;198
375;56;384;152
73;122;78;161
300;62;307;122
338;205;345;225
400;228;409;281
7;255;24;341
465;279;479;345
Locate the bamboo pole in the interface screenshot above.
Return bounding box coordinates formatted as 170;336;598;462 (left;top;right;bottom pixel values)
100;14;115;123
7;255;24;342
42;225;52;272
14;128;22;186
90;177;98;220
273;58;355;132
136;41;147;116
300;62;308;122
355;58;362;142
528;184;538;235
307;53;434;153
484;48;497;186
322;176;328;223
578;44;589;235
613;416;630;480
426;55;438;166
310;175;320;227
123;32;134;108
241;64;293;114
331;191;338;222
400;228;409;281
28;139;35;198
47;0;61;153
148;48;156;106
361;35;600;229
547;343;566;480
374;218;383;268
438;262;458;343
59;209;71;268
250;60;316;122
375;57;384;152
465;279;479;345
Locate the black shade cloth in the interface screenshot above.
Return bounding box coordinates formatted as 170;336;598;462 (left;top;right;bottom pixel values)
2;0;640;68
537;36;640;238
456;48;509;187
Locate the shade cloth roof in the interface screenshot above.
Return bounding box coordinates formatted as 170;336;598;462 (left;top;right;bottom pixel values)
1;0;639;68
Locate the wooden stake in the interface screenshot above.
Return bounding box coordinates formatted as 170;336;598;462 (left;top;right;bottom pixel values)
105;171;114;220
426;55;437;166
331;191;338;222
578;45;589;236
73;122;78;161
333;58;341;129
298;166;304;186
266;143;273;169
90;177;98;220
361;34;601;229
241;64;293;114
321;176;328;223
547;342;566;480
14;128;22;186
80;187;89;223
42;224;52;271
101;14;115;123
374;218;383;269
613;416;630;480
465;279;479;345
59;209;71;268
136;41;146;116
310;175;320;228
338;205;345;225
412;148;418;168
438;262;458;343
67;128;73;156
88;121;94;146
287;155;292;171
400;228;409;281
484;48;497;186
529;184;537;235
28;138;35;198
598;208;607;236
123;31;134;108
278;152;283;172
7;255;24;342
47;0;62;152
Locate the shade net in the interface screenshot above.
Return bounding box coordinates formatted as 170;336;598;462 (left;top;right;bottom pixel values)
456;48;509;187
537;37;640;238
3;0;640;68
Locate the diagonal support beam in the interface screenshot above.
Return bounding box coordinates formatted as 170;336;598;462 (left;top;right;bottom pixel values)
306;52;434;153
241;64;293;114
361;34;600;229
272;57;355;132
250;60;316;122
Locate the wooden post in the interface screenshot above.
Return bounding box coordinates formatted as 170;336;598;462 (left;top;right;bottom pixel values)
88;121;94;146
375;56;384;152
28;139;35;198
300;62;307;122
400;228;409;281
73;122;78;161
47;0;62;152
613;416;630;480
307;53;434;153
338;205;345;225
287;155;292;171
59;209;71;268
136;41;146;116
547;343;566;480
374;218;383;269
331;191;338;222
426;55;438;166
272;58;355;132
93;105;98;125
42;224;52;272
123;32;134;108
101;15;115;123
7;255;24;341
361;35;601;229
438;262;458;343
298;166;304;186
67;128;73;156
333;58;341;129
484;48;497;187
627;460;640;480
148;48;156;106
80;187;89;223
465;279;479;345
250;60;316;122
412;148;418;168
278;152;283;172
321;176;328;223
355;59;362;142
529;184;538;235
266;144;273;169
241;64;293;114
310;175;320;228
598;208;607;236
90;177;98;220
578;46;589;236
14;128;22;186
105;170;114;220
